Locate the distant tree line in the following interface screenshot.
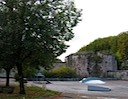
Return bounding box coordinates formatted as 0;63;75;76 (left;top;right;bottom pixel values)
78;31;128;70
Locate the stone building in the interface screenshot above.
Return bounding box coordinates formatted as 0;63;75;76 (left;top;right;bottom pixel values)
65;52;117;77
0;52;117;78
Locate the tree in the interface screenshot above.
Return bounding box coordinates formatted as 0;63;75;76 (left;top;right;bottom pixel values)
78;36;117;53
117;32;128;61
0;0;81;94
0;55;15;87
117;32;128;69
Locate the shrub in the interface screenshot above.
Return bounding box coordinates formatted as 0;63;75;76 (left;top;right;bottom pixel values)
43;70;56;78
44;66;77;78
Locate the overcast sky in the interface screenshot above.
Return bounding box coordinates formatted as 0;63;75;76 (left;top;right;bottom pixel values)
58;0;128;61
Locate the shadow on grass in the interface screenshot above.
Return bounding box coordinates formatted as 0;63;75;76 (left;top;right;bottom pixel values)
0;85;61;99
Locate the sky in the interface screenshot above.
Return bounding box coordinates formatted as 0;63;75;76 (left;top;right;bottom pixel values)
58;0;128;61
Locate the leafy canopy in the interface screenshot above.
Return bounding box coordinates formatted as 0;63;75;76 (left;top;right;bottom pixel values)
77;31;128;69
0;0;82;68
0;0;81;93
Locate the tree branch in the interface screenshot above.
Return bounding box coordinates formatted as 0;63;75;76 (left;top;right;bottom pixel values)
21;51;32;63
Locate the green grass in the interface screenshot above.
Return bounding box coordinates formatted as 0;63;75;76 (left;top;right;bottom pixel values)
0;86;61;99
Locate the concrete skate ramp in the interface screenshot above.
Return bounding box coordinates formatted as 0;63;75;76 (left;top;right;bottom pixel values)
88;85;111;92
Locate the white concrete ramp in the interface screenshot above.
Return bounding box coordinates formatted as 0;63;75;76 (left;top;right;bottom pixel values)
88;85;111;91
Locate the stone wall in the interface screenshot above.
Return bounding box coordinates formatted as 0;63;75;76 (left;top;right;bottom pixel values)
0;52;118;78
108;70;128;80
66;52;117;77
66;53;89;77
98;53;117;75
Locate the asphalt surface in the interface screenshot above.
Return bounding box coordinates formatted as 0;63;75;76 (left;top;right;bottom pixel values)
1;78;128;99
29;80;128;99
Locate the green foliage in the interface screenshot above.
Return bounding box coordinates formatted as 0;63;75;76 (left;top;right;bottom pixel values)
23;66;37;78
14;65;41;80
117;32;128;61
55;58;63;62
44;70;55;78
14;73;19;81
0;0;81;69
44;66;77;78
77;31;128;69
0;0;81;93
78;36;118;54
0;86;60;99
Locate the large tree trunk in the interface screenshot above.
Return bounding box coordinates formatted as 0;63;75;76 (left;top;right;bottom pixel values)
16;62;25;94
5;69;10;87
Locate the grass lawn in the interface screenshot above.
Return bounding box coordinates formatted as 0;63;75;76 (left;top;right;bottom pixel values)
0;85;61;99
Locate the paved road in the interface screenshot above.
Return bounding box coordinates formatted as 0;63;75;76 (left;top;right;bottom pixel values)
41;80;128;99
1;78;128;99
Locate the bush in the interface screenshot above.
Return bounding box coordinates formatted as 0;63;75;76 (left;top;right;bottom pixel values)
43;70;56;78
44;66;78;78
